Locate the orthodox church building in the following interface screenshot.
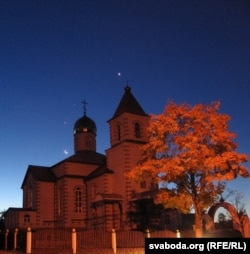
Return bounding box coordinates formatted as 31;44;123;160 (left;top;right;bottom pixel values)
5;86;156;231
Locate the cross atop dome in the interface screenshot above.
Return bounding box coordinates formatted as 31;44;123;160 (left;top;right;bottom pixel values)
82;100;88;116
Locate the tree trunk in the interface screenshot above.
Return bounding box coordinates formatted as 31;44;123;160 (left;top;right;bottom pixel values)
191;173;203;238
195;212;203;237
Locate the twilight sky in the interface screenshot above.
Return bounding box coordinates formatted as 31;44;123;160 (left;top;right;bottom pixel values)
0;0;249;217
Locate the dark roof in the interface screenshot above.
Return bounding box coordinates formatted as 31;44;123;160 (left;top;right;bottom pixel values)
21;151;107;188
74;114;97;135
5;207;36;213
98;193;123;201
109;86;148;120
60;150;106;165
21;165;56;188
85;164;113;180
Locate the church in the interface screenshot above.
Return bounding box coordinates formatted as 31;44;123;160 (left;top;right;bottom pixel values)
5;86;159;231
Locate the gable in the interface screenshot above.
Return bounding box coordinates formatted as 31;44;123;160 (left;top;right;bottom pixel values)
85;165;113;181
21;165;56;188
54;150;106;166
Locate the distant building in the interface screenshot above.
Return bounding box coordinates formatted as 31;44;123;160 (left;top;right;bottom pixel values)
5;86;158;231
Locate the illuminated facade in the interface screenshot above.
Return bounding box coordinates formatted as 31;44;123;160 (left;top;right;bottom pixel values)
5;86;153;230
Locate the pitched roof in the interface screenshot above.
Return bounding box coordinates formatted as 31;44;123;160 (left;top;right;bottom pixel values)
5;207;36;213
85;164;113;180
21;151;107;188
55;150;106;166
110;86;148;120
21;165;56;188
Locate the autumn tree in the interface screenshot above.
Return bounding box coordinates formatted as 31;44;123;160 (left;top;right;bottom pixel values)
127;101;249;237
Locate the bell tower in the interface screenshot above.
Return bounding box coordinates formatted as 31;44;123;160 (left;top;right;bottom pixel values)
108;86;149;147
106;85;150;229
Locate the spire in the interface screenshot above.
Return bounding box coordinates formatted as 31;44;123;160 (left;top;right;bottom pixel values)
110;85;148;120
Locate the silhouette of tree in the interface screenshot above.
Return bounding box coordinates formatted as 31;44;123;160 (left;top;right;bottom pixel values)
0;210;5;230
222;188;246;214
127;101;249;237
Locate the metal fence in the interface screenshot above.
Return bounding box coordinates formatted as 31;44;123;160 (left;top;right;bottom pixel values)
30;229;147;249
2;228;177;253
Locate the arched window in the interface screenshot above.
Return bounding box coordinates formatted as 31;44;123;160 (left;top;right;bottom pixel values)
135;122;141;138
24;214;30;223
74;187;82;213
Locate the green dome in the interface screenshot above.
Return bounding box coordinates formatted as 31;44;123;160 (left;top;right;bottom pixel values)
74;115;97;135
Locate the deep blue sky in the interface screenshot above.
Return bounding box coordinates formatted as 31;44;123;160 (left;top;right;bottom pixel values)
0;0;249;217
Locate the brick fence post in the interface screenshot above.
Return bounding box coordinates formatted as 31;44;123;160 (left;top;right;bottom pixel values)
176;229;180;238
72;228;76;254
145;229;150;238
5;229;9;250
111;228;116;254
26;227;32;254
14;228;18;251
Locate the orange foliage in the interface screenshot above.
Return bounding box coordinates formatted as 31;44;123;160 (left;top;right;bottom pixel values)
127;100;249;233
